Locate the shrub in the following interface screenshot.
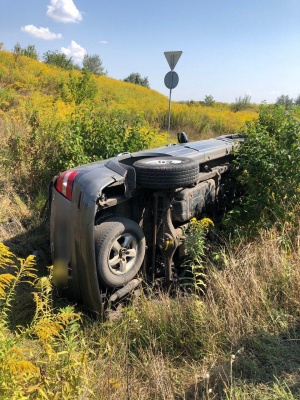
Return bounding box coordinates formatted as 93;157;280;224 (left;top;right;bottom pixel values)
0;87;16;112
42;50;75;70
231;95;252;112
53;108;165;168
123;73;150;88
0;108;167;197
227;104;300;234
203;95;215;107
275;94;294;110
60;70;98;105
13;43;39;61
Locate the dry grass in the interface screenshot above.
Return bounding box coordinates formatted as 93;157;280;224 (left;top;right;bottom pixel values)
0;178;31;242
0;215;300;398
69;230;299;399
206;231;300;339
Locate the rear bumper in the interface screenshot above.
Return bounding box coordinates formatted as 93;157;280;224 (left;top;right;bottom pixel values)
50;188;73;288
50;186;103;313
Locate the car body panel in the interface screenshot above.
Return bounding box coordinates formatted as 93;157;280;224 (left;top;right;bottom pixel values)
130;137;236;163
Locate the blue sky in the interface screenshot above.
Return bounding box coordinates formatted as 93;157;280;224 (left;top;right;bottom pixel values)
0;0;299;103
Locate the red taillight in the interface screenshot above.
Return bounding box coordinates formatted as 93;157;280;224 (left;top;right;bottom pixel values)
55;170;79;201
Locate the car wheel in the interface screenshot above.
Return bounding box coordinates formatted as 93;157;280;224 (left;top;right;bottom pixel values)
94;217;146;289
133;156;199;189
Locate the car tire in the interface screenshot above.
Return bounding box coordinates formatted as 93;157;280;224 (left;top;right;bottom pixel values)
133;156;199;189
94;217;146;289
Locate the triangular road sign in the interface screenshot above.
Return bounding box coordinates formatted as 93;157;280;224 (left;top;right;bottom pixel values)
164;51;182;71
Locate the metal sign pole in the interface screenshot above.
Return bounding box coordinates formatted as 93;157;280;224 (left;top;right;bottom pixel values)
168;87;172;134
167;55;174;135
164;51;182;137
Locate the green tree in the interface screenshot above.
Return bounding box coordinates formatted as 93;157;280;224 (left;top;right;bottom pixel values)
43;50;74;70
82;54;106;75
275;94;294;109
22;45;39;60
204;95;215;107
123;72;150;88
294;94;300;106
13;43;39;60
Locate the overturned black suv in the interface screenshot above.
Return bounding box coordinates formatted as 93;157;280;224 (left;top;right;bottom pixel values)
50;133;242;312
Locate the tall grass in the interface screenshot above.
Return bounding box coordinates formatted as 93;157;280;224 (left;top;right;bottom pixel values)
0;226;299;399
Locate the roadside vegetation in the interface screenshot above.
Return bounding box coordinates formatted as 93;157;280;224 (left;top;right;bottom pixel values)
0;49;300;399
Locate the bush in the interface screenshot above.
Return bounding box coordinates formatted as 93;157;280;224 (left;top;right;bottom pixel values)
275;94;294;110
43;50;75;70
54;109;165;168
231;95;252;112
203;95;215;107
227;104;300;234
1;108;167;197
60;70;98;105
123;73;150;88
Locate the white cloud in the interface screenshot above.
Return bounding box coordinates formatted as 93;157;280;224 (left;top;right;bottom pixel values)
21;25;62;40
61;40;86;63
100;40;108;45
47;0;82;23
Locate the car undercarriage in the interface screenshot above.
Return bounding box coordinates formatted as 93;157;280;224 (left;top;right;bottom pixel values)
50;134;243;313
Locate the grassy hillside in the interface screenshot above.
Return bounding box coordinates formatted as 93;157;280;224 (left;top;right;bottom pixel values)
0;50;259;199
0;50;257;138
0;51;299;399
